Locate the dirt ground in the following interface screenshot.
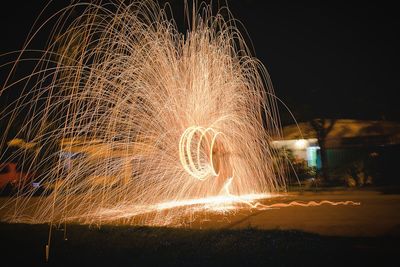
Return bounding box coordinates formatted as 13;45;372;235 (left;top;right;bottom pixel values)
191;189;400;236
0;189;399;266
1;189;400;236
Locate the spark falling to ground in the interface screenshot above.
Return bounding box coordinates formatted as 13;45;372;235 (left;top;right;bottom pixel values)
0;1;358;228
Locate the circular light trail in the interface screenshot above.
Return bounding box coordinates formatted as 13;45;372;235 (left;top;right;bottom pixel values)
179;126;222;180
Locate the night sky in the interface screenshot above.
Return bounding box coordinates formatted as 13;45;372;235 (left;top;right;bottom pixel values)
1;1;399;125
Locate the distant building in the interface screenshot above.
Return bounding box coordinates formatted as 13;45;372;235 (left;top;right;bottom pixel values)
273;119;400;184
272;138;321;169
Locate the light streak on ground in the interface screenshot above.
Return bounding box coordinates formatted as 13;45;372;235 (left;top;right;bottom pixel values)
70;179;360;226
92;196;360;224
90;193;273;222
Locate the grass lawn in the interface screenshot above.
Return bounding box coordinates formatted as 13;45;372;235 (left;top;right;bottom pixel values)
0;223;398;266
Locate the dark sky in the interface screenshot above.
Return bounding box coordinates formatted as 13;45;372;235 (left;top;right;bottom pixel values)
1;1;399;125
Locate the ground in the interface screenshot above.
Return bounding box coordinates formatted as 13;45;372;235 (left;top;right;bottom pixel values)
194;189;400;236
0;189;399;266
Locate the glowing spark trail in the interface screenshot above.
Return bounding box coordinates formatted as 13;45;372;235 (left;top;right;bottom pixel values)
0;1;359;228
179;126;221;180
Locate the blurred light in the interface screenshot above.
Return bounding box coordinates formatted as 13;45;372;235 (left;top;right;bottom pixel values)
294;139;308;150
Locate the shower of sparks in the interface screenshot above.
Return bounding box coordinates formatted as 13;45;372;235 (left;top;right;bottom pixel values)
0;1;358;227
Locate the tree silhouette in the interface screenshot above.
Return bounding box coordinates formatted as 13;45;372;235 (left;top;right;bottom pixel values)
310;118;336;181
